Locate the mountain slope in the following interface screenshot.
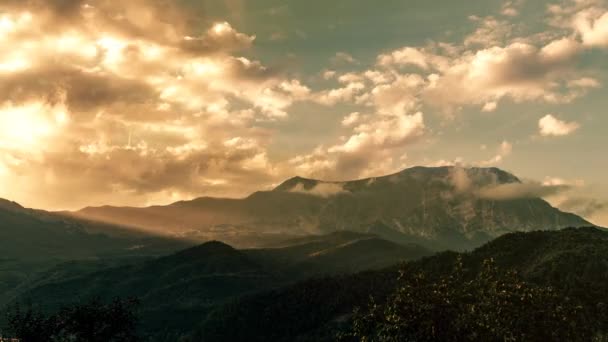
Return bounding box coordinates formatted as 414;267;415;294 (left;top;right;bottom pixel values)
0;198;189;260
0;198;192;308
11;241;275;340
195;227;608;342
69;166;590;250
9;232;429;340
244;231;432;278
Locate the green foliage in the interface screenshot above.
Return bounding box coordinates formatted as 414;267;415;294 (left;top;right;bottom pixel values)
345;258;594;342
185;228;608;341
5;298;140;342
192;270;401;342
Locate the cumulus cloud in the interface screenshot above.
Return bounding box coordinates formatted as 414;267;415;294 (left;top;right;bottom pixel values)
291;112;424;180
0;0;605;211
464;16;514;47
482;101;498;112
480;141;513;166
314;81;366;105
573;9;608;47
342;112;361;127
422;39;587;113
0;0;312;209
331;1;606;117
539;114;580;136
330;112;425;154
286;1;606;182
501;0;525;17
377;47;438;69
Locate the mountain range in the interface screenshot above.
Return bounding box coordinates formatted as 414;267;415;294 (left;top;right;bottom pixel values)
194;226;608;342
0;166;602;341
7;231;431;340
67;166;591;250
0;197;191;308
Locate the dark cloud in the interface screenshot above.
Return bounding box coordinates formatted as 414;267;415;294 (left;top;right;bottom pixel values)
0;67;158;113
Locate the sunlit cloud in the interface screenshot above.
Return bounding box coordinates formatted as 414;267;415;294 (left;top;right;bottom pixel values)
0;0;605;216
538;114;580;137
0;0;309;209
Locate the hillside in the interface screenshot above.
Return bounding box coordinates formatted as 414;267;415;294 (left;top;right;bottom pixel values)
245;231;431;279
0;198;190;260
8;231;429;340
193;227;608;341
69;166;590;251
0;198;192;307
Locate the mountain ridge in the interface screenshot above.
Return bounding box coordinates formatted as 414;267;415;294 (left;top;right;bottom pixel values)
62;166;591;250
272;166;522;193
8;231;430;339
193;226;608;342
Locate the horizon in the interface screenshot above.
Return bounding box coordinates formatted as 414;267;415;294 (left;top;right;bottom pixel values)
2;164;602;228
0;0;606;227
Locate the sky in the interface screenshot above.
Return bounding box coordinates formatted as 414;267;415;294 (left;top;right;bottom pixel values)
0;0;606;225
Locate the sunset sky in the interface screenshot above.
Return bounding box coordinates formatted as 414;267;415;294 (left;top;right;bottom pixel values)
0;0;606;225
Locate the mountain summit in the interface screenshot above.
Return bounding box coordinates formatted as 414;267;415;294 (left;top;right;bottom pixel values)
70;166;590;250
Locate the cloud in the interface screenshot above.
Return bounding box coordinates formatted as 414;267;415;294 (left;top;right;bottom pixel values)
422;38;586;113
289;182;348;198
377;47;436;69
291;112;423;180
574;9;608;47
441;166;573;202
330;112;425;154
558;197;607;217
480;141;513;166
464;16;513;47
343;4;606;116
476;182;570;201
482;101;498;112
342;112;361;127
0;0;313;209
314;81;366;105
538;114;580;136
332;52;358;65
501;0;525;17
449;167;473;193
180;22;255;54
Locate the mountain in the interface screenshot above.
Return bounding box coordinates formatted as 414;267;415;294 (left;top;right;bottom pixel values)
0;198;189;260
194;227;608;342
0;198;192;308
8;231;429;340
245;231;432;279
9;241;274;340
68;166;590;250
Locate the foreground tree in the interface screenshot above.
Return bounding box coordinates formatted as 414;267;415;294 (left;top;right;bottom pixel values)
345;258;596;342
6;298;140;342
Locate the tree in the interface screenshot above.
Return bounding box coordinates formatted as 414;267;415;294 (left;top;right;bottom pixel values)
6;298;140;342
345;258;594;342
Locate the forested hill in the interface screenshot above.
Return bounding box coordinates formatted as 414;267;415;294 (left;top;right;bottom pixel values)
193;227;608;342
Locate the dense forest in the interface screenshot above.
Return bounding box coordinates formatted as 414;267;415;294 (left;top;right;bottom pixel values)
4;227;608;341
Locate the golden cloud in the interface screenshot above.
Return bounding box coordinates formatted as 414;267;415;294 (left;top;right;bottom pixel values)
0;0;307;209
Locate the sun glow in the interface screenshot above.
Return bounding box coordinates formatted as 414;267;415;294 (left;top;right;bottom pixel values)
212;22;231;35
0;101;69;150
0;12;32;39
